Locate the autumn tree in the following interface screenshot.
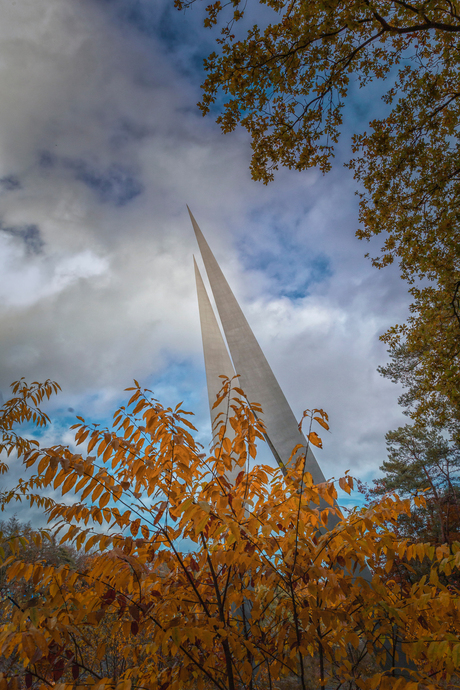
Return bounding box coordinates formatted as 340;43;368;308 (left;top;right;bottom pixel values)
0;518;80;568
0;378;60;463
174;0;460;424
1;379;460;690
0;377;62;558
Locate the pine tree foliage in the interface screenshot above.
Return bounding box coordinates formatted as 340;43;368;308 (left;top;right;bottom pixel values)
371;424;460;545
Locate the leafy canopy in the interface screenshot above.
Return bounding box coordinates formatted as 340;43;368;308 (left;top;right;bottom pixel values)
1;380;460;690
174;0;460;423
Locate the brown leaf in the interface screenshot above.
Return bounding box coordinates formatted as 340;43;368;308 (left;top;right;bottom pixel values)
130;518;141;537
339;476;351;494
164;616;182;630
53;659;65;682
129;604;140;621
235;470;245;486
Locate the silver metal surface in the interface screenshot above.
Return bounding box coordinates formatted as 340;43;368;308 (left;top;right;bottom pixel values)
194;257;242;485
190;207;325;484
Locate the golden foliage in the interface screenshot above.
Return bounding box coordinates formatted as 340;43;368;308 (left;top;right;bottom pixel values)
0;380;460;690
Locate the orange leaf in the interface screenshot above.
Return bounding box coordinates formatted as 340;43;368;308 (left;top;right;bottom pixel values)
313;416;329;431
307;432;322;448
339;476;351;495
99;492;111;509
130;518;141;537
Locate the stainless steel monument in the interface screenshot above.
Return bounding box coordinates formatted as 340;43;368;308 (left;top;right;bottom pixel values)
190;207;326;482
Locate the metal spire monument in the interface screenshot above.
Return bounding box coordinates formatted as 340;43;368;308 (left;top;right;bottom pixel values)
189;207;326;482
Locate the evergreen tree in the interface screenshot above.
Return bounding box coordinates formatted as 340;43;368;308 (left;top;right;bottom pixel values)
371;424;460;544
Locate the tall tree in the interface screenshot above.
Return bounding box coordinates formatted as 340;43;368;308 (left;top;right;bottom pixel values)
371;423;460;544
378;342;460;431
175;0;460;422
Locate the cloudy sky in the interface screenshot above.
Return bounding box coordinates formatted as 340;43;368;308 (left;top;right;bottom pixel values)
0;0;411;519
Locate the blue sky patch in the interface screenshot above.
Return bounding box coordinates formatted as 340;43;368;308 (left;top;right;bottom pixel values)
93;0;182;45
238;223;333;301
92;0;210;80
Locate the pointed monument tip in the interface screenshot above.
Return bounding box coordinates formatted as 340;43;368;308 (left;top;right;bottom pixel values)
188;208;205;244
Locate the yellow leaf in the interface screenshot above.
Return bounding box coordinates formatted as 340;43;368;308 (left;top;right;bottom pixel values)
287;443;304;464
222;438;232;453
87;433;99;453
228;522;240;542
91;483;104;501
29;607;39;627
368;674;383;690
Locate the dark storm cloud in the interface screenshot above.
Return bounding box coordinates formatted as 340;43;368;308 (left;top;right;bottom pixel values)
109;119;151;149
38;151;143;206
70;161;143;206
1;222;45;255
0;176;21;191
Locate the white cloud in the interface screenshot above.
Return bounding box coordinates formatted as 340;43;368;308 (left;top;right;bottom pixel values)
0;239;109;307
0;0;411;526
